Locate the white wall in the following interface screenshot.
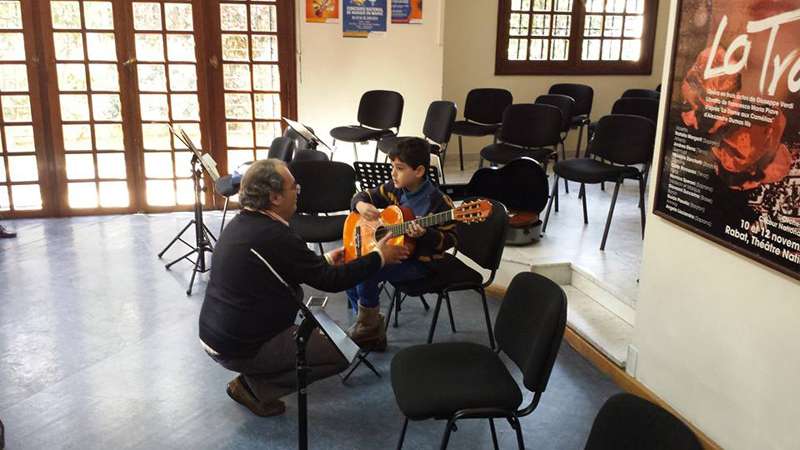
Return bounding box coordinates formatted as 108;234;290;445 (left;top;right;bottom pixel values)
634;1;800;449
294;0;446;156
442;0;670;157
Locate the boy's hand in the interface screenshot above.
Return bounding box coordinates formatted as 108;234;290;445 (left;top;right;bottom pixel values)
406;222;426;238
356;201;380;221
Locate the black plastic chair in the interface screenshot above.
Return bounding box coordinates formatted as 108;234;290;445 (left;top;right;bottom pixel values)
288;160;355;253
391;271;567;450
479;103;562;169
535;94;575;161
330;90;404;162
542;115;656;250
451;88;512;171
548;83;594;158
292;148;329;162
387;198;508;349
377;101;457;182
267;136;294;162
621;88;660;100
584;393;703;450
612;97;659;125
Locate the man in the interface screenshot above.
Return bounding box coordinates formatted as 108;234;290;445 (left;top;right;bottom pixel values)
199;159;408;417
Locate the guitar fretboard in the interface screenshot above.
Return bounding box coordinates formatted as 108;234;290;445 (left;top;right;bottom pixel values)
386;210;454;235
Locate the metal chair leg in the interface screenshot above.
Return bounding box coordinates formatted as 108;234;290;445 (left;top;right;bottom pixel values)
440;419;456;450
385;289;398;331
575;123;585;158
489;419;499;450
317;243;324;254
444;292;456;333
353;143;358;161
427;293;444;343
479;288;496;349
419;294;431;311
580;183;588;224
394;289;401;328
458;135;464;171
509;416;525;450
542;174;560;233
397;417;409;450
600;178;622;251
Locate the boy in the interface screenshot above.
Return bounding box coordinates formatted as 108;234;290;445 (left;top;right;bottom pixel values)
347;137;458;350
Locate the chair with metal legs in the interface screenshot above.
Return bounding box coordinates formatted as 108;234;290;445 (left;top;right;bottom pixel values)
390;272;567;450
330;90;404;162
451;89;512;171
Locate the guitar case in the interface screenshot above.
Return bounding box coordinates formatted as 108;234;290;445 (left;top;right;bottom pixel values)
440;157;549;245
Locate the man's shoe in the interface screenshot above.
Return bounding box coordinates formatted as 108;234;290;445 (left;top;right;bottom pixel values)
226;376;286;417
346;304;387;352
0;225;16;239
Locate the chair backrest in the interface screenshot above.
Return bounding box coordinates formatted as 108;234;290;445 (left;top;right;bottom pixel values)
584;393;703;450
621;88;660;99
494;272;567;393
354;161;440;190
588;115;655;166
288;160;355;213
463;88;513;125
466;157;549;214
456;197;507;272
292;148;329;162
267;136;295;162
611;97;660;124
500;103;563;148
423;100;457;145
548;83;593;117
357;90;404;130
535;94;575;133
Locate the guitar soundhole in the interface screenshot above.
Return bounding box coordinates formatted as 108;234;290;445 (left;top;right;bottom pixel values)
374;226;389;242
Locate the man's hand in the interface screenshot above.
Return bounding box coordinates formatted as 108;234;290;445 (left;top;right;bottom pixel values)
326;247;345;265
356;201;380;221
405;222;425;238
375;234;410;265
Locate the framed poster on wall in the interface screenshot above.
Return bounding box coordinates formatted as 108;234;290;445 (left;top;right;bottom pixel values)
306;0;339;23
654;0;800;280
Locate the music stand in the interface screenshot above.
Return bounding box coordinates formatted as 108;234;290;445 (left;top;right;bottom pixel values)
283;117;334;156
250;249;379;450
158;126;218;295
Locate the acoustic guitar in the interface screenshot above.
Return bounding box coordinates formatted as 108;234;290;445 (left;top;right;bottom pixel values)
342;199;492;263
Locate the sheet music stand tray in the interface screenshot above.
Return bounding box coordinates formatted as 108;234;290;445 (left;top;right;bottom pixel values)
283;117;334;156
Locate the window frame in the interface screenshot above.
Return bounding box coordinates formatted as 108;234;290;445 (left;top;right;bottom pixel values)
494;0;659;76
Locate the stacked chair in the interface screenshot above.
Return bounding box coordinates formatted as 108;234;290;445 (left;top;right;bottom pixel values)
548;83;594;157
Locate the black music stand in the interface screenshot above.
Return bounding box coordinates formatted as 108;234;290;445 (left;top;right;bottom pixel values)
284;117;334;155
250;249;378;450
158;127;218;295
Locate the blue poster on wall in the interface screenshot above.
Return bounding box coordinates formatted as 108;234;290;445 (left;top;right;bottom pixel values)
343;0;387;37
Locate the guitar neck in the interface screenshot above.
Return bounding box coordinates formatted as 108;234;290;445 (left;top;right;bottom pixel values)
386;209;455;236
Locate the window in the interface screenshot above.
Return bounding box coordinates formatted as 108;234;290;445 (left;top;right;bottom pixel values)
495;0;658;75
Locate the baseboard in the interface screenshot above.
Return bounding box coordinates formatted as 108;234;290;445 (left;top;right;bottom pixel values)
487;284;722;450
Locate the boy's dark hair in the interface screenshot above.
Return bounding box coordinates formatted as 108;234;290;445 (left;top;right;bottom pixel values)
387;137;430;171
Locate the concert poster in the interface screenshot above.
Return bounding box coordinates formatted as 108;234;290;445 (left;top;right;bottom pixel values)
392;0;423;24
654;0;800;280
343;0;387;37
306;0;339;23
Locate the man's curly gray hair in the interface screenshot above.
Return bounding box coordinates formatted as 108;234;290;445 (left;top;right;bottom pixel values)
238;159;286;210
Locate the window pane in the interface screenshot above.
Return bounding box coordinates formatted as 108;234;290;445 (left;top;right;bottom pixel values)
0;186;7;209
2;95;31;122
68;182;98;208
624;15;643;38
146;179;175;206
83;1;115;30
8;155;38;181
510;0;531;11
253;64;279;91
0;32;26;60
173;151;192;177
86;32;117;61
509;13;530;37
222;34;249;61
170;93;199;120
138;63;167;91
62;124;93;150
89;63;119;91
133;2;162;31
0;1;23;29
582;38;601;60
51;1;82;29
507;38;528;60
255;121;281;147
626;0;644;14
606;0;626;13
0;64;28;91
529;39;549;60
601;39;621;60
96;153;126;178
531;14;550;37
173;123;201;149
553;0;572;12
4;125;35;152
98;181;128;207
252;35;277;61
254;93;280;120
552;14;570;36
532;0;552;11
224;64;252;91
168;64;197;91
221;3;248;31
551;38;569;61
603;15;623;37
226;121;253;147
227;149;253;173
586;0;604;12
91;94;122;121
139;94;169;120
584;15;603;37
251;4;277;32
11;184;42;210
225;93;252;119
165;3;193;31
66;153;95;180
94;123;124;150
142;123;172;150
53;32;84;60
622;39;641;61
166;34;195;62
145;152;173;178
175;178;193;205
136;34;165;61
57;63;87;91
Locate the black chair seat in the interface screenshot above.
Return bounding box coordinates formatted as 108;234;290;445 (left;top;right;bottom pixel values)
452;120;499;137
289;214;347;243
393;253;483;295
330;125;393;143
391;342;522;420
554;158;638;184
480;143;552;165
